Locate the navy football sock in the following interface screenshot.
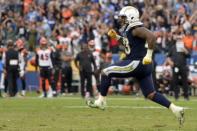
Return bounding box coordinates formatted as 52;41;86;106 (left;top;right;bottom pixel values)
100;75;111;96
152;92;171;108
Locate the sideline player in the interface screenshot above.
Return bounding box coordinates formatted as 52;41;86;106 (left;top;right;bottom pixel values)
87;6;184;125
35;37;56;97
16;39;28;96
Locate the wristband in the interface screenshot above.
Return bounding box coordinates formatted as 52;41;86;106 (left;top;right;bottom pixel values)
146;49;153;58
116;35;121;40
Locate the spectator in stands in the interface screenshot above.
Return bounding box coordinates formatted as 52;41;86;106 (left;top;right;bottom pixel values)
183;30;194;50
27;23;37;51
193;32;197;51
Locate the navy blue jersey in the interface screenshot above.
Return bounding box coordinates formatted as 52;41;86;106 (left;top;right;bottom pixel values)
122;25;147;60
101;25;155;97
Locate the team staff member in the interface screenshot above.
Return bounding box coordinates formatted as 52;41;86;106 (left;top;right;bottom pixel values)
75;44;97;98
167;33;191;100
35;37;56;98
88;40;101;93
4;40;20;97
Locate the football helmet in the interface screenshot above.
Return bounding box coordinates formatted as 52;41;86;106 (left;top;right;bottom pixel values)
119;6;142;29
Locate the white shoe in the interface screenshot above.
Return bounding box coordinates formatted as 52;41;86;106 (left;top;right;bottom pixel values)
15;93;22;98
87;99;106;110
172;106;185;126
38;93;45;98
47;88;53;98
21;90;26;96
61;93;66;96
47;92;53;98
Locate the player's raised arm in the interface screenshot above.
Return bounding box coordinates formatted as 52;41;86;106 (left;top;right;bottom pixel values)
132;27;156;64
107;29;127;46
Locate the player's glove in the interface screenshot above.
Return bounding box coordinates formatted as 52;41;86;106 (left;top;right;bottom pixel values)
107;29;120;40
142;49;153;65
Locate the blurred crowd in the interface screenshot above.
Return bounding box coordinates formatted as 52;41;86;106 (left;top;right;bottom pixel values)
0;0;197;98
0;0;196;53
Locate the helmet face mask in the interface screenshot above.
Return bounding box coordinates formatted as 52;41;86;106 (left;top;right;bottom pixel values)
118;15;128;27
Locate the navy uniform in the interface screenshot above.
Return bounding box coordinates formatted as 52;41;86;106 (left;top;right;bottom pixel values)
88;6;184;125
101;25;154;98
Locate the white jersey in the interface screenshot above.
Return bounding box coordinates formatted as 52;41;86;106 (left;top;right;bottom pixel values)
92;50;100;69
18;49;27;71
91;50;101;87
58;37;72;53
36;48;53;68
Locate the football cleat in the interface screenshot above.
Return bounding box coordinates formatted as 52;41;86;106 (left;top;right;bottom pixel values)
174;107;185;126
38;92;47;98
87;100;106;110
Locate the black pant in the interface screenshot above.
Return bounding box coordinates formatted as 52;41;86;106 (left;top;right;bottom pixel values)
51;67;60;92
20;75;26;91
7;70;18;97
80;70;93;97
61;66;72;93
172;66;189;99
40;67;54;96
4;78;8;93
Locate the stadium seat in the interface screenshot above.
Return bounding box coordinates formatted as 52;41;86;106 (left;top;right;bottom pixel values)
112;54;120;63
154;53;166;65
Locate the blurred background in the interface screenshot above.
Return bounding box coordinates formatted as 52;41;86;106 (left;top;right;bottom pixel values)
0;0;196;99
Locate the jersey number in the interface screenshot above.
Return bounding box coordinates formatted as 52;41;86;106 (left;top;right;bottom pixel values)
122;38;131;55
41;53;49;60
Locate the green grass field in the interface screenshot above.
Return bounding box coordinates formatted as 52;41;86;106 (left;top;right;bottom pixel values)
0;95;197;131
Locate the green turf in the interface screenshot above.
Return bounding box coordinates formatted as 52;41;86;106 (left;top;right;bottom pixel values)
0;95;197;131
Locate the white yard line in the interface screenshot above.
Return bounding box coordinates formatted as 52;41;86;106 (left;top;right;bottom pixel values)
8;96;197;102
52;97;197;102
63;105;192;110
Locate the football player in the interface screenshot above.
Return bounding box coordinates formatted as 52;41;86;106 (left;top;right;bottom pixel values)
35;37;56;98
16;39;28;96
87;6;184;125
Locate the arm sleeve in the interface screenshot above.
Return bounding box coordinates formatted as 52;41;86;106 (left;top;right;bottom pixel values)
19;53;25;71
35;53;39;70
2;52;6;69
50;51;54;68
76;53;79;61
91;53;97;70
